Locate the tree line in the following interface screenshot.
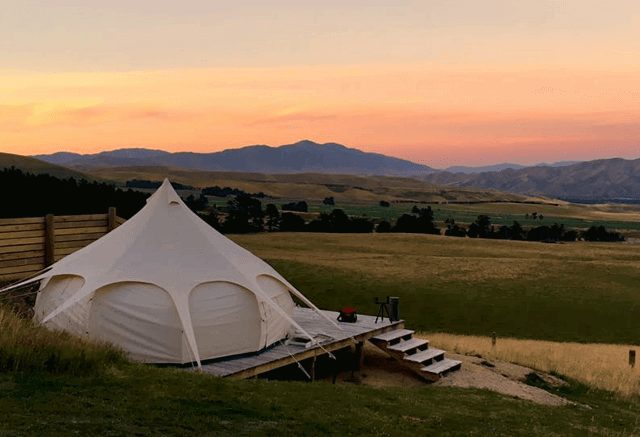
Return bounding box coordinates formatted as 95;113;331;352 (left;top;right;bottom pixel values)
1;169;625;242
442;215;623;242
200;194;625;242
1;168;147;218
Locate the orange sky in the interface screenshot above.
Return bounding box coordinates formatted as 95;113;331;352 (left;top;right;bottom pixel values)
1;1;639;167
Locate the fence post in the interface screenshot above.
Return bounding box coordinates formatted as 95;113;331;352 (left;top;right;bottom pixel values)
107;207;117;231
630;350;636;368
44;214;55;266
491;332;497;347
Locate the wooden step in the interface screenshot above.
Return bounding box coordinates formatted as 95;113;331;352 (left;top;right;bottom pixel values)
421;358;462;379
371;329;414;343
404;348;445;364
387;338;429;354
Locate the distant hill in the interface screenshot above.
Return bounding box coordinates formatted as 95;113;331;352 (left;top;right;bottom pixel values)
424;158;640;202
35;140;435;176
0;152;87;179
85;165;543;204
445;161;580;174
444;163;527;174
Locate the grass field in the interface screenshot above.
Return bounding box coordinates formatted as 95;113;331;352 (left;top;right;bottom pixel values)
427;333;640;397
232;233;640;344
1;304;640;435
3;365;640;435
3;233;640;434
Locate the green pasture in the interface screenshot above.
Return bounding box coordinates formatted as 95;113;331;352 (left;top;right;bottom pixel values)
233;233;640;344
1;367;639;436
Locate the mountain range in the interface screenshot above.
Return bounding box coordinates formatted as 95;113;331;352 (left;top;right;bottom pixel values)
31;140;640;201
422;158;640;202
443;161;580;174
36;140;433;176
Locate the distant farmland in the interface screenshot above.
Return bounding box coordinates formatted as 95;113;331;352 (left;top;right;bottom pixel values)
232;232;640;344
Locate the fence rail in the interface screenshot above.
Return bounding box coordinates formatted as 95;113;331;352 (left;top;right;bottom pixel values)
0;208;125;283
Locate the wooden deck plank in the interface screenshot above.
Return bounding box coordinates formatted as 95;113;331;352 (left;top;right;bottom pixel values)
387;338;429;353
405;348;445;363
421;358;462;375
197;308;403;379
371;329;414;342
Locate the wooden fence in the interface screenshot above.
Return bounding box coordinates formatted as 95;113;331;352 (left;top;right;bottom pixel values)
0;208;125;283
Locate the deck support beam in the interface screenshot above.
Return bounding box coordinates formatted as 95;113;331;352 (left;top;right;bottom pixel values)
353;341;365;371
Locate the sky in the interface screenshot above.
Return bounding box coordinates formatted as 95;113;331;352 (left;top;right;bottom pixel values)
1;0;639;167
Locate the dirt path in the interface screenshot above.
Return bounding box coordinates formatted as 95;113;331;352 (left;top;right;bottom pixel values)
337;344;571;406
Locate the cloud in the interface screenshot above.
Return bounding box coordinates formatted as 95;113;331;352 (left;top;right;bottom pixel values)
22;103;193;127
251;110;338;126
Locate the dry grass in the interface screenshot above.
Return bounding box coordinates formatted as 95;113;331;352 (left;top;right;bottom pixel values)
440;201;640;223
426;332;640;397
233;232;640;283
0;305;126;374
89;165;536;203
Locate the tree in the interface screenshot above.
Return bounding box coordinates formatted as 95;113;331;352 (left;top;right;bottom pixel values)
322;197;335;206
467;215;491;238
265;203;280;231
307;209;348;232
392;206;439;234
561;229;579;241
582;225;624;242
376;220;392;232
279;212;306;232
282;201;308;212
184;193;208;211
444;219;466;237
223;194;263;233
510;221;525;240
201;185;265;198
306;209;374;233
201;211;221;231
379;200;390;208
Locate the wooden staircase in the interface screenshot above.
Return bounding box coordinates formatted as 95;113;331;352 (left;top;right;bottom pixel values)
369;329;461;381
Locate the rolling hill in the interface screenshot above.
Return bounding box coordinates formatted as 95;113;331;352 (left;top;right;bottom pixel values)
425;157;640;202
86;165;543;204
0;152;87;179
444;161;579;174
35;140;435;176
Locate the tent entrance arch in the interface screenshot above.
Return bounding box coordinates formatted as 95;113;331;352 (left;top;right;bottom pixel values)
88;282;183;363
189;281;263;361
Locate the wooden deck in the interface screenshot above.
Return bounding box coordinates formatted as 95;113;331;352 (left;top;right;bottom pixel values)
198;308;404;379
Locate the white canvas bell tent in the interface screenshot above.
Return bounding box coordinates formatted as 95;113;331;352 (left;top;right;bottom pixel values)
1;179;337;368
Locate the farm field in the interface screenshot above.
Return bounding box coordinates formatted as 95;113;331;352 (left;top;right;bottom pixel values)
304;200;640;233
232;233;640;344
92;164;640;233
88;165;541;204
